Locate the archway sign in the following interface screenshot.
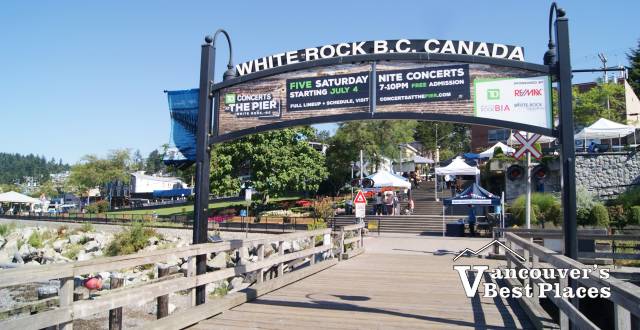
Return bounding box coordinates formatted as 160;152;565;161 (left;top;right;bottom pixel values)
190;3;576;306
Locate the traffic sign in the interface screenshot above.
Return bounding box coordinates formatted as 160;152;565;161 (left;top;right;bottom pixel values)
354;191;367;204
513;132;542;160
354;190;367;218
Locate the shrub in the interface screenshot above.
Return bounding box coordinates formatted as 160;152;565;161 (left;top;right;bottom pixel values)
312;198;335;223
57;225;69;238
105;222;161;256
63;244;83;260
28;231;44;248
608;205;626;229
493;146;504;157
307;220;327;244
509;193;561;227
0;222;16;236
627;206;640;227
576;186;597;226
81;222;94;233
616;186;640;209
589;204;610;227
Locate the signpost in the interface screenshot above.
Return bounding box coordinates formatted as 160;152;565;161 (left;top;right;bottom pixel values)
513;131;541;230
354;190;367;221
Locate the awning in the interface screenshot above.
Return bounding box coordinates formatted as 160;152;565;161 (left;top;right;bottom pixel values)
443;183;501;206
479;142;516;159
0;191;39;204
413;155;434;164
574;118;636;140
365;170;411;189
435;157;480;176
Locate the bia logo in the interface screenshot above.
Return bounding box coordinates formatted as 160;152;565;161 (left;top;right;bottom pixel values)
514;89;542;97
224;93;236;104
487;89;500;100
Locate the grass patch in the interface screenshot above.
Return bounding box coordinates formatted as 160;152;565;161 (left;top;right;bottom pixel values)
63;244;83;260
28;231;44;248
81;222;95;233
0;222;17;236
209;281;229;298
105;222;162;256
106;196;301;216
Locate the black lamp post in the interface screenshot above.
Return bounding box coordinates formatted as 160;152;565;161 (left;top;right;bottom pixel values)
193;29;238;306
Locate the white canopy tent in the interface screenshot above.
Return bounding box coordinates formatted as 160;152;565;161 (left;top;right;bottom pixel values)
434;157;480;201
0;191;40;212
479;142;516;159
365;170;411;189
574;118;637;147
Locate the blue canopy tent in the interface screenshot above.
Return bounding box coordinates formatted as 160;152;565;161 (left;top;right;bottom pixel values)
441;183;501;236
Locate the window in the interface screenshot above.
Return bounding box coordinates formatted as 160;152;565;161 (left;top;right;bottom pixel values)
488;129;509;143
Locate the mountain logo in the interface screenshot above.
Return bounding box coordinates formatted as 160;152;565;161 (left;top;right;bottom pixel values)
453;239;525;262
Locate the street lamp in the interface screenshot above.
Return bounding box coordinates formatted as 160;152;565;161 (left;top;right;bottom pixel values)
349;161;355;199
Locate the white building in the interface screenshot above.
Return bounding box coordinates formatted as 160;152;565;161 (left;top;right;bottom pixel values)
130;171;188;194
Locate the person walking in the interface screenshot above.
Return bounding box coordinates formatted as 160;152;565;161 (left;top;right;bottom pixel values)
392;192;400;216
408;198;415;215
384;191;393;215
375;192;383;215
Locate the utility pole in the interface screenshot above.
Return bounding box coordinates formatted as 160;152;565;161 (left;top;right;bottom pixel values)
598;53;611;110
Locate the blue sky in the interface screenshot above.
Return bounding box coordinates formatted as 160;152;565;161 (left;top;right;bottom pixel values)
1;1;638;163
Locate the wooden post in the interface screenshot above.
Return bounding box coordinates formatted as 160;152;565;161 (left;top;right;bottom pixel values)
257;244;264;284
278;241;285;277
59;277;74;330
339;228;345;260
506;238;512;268
559;276;569;329
157;264;170;319
188;256;196;306
309;236;316;265
109;275;124;330
614;304;631;330
523;244;531;288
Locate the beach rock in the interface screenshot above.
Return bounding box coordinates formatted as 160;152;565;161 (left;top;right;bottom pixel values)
52;239;66;252
208;252;227;269
69;235;83;244
77;251;91;261
0;235;5;249
84;241;100;253
229;276;248;291
147;236;159;245
18;243;34;259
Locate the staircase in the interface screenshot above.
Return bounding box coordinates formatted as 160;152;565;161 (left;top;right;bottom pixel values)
332;215;460;234
410;182;468;216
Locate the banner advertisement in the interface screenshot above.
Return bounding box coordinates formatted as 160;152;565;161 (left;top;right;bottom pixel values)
163;89;199;167
474;76;552;129
286;71;370;111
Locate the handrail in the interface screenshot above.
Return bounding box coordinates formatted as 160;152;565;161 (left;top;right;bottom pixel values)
337;222;365;260
0;228;334;329
504;232;640;328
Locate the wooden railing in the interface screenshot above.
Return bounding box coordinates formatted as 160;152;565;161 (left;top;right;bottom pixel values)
494;228;640;262
336;222;365;260
504;232;640;330
0;228;336;330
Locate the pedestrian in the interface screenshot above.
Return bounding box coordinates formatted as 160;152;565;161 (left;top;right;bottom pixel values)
384;191;393;215
467;205;476;237
408;198;414;215
392;192;400;216
375;192;383;215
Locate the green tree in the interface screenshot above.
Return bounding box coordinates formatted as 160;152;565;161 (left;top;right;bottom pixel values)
414;122;469;160
209;127;328;199
628;39;640;96
573;83;625;127
68;149;132;196
319;120;416;195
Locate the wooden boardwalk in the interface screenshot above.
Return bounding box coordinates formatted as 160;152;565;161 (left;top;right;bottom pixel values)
193;252;533;329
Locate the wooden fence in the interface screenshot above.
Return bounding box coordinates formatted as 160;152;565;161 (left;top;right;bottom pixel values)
504;232;640;330
0;224;366;329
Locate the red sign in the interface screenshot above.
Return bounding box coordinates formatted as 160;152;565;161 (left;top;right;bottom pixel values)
354;191;367;204
513;132;542;160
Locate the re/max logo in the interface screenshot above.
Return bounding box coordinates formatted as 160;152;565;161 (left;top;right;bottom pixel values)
514;89;542;97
